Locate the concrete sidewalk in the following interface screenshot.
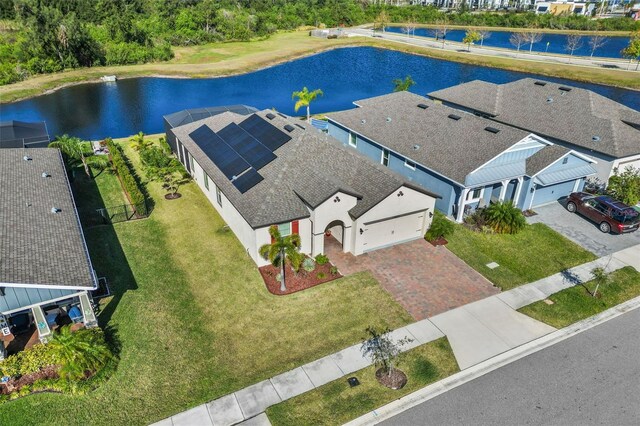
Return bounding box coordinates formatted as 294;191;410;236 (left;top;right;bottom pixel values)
152;244;639;426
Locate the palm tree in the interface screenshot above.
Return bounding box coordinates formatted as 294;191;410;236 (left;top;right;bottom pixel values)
49;326;112;380
130;131;152;151
259;226;302;292
292;87;323;122
49;134;108;178
393;75;415;92
483;201;526;234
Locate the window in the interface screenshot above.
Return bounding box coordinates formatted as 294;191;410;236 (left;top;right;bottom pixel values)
381;149;389;167
204;173;209;190
562;157;569;165
189;154;195;172
349;132;357;147
467;188;482;201
404;159;416;170
277;222;291;236
215;185;222;206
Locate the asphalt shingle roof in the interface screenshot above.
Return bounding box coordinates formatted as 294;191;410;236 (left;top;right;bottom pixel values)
326;91;531;184
526;144;570;176
0;148;96;289
170;111;440;228
428;78;640;158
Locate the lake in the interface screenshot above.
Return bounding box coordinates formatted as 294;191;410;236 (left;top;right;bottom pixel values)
0;47;638;141
384;26;630;58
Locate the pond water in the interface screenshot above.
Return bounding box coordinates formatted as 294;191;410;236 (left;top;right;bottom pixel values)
0;47;637;141
384;26;630;58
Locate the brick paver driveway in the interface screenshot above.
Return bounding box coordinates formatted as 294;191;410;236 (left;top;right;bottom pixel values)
325;237;499;320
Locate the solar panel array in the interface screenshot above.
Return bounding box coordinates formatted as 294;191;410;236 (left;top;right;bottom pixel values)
188;114;294;193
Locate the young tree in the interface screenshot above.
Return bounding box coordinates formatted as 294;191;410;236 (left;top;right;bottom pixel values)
621;31;640;71
478;30;491;47
509;32;527;54
49;326;112;380
483;201;527;234
361;326;412;381
463;30;481;51
401;19;416;37
49;134;108;177
259;225;302;292
433;20;448;49
392;75;415;92
292;87;323;122
130;131;152;151
374;10;389;33
590;266;609;298
565;34;583;62
588;33;608;58
607;166;640;206
523;31;543;53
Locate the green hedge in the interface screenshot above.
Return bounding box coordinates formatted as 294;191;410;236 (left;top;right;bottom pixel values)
106;139;148;215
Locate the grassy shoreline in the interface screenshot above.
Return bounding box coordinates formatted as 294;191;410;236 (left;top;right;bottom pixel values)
1;31;638;104
384;22;632;36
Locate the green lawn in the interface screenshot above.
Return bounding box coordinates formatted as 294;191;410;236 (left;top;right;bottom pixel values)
0;139;412;425
446;223;597;291
266;338;459;426
518;267;640;328
71;167;128;225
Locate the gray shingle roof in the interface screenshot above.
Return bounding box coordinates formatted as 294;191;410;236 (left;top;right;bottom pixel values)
0;148;96;289
526;144;570;176
327;91;531;184
428;78;640;158
170;111;440;228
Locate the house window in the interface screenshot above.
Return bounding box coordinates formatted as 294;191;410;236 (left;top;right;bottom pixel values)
204;173;209;190
381;149;389;167
404;159;416;170
277;222;291;236
562;157;568;165
189;154;195;172
467;187;482;201
349;132;357;147
215;185;222;206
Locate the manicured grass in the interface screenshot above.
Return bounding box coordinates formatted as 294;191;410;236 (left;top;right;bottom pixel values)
518;267;640;328
446;223;597;291
71;167;127;224
0;139;412;425
266;338;459;426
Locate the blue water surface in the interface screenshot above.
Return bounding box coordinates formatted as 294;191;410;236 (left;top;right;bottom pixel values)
385;26;630;58
0;47;637;140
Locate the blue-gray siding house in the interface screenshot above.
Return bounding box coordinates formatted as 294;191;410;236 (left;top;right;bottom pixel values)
327;91;597;222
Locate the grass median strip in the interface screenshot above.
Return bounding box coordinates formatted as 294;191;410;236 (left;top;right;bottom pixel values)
518;266;640;328
266;338;459;426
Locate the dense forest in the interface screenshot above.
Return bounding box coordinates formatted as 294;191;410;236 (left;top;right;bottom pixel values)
0;0;638;85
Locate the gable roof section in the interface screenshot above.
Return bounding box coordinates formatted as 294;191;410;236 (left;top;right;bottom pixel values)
429;78;640;159
326;91;531;184
170;110;440;228
0;148;96;289
525;144;571;176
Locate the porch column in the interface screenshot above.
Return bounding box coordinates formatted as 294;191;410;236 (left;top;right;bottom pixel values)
79;292;98;328
513;177;524;208
498;179;510;202
32;305;52;343
312;232;325;257
342;226;353;254
456;188;470;223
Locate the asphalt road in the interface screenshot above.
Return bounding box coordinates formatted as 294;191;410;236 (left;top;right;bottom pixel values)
382;308;640;425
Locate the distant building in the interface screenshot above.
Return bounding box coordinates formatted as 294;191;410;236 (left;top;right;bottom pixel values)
534;0;596;15
0;120;50;149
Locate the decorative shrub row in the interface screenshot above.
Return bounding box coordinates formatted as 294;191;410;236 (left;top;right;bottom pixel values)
106;138;148;215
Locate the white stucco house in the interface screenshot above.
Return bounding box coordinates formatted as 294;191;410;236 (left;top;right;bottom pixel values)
167;109;440;266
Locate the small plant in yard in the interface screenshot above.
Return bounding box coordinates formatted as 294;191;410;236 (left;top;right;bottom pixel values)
330;266;339;275
314;253;329;265
259;226;302;292
302;257;316;272
361;326;413;390
589;266;610;298
316;272;326;280
425;210;455;242
483;201;526;234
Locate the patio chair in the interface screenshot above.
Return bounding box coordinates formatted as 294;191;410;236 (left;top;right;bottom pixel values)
68;306;83;324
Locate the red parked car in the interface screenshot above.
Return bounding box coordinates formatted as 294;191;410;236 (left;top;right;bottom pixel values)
566;192;640;234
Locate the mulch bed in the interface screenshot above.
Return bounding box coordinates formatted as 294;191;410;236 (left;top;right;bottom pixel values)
375;367;407;390
0;365;59;395
164;193;182;200
522;209;538;217
428;236;448;247
259;262;342;295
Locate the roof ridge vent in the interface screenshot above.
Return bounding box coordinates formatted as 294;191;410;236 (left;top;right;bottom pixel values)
284;124;295;132
558;86;572;92
447;114;461;121
265;113;276;120
534;81;547;86
484;126;501;134
417;103;429;109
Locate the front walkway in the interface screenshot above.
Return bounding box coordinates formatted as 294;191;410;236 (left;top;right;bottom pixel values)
325;237;499;320
154;244;639;426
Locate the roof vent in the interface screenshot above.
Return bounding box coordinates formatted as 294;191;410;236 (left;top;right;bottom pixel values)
266;113;276;120
592;135;601;142
484;126;501;134
417;103;429;109
23;155;32;161
42;172;51;178
284;124;295;133
51;207;61;214
413;144;420;150
546;97;553;103
559;86;572;92
277;113;287;119
361;119;366;124
534;81;547;86
447;114;461;121
295;123;305;129
386;117;392;122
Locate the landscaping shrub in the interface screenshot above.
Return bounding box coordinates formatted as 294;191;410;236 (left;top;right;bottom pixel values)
106;138;147;214
314;254;329;265
316;272;326;279
49;326;113;380
0;344;59;377
607;166;640;206
302;257;316;272
483;201;526;234
330;266;339;275
425;210;455;242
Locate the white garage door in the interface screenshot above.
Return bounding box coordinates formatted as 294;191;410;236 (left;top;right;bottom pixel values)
362;211;425;252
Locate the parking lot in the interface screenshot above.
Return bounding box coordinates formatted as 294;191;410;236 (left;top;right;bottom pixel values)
527;200;640;257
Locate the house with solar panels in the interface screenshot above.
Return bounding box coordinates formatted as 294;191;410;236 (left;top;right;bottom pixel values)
167;109;440;266
326;91;597;222
1;148;98;359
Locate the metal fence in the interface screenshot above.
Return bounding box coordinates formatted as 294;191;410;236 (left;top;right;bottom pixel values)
93;201;149;226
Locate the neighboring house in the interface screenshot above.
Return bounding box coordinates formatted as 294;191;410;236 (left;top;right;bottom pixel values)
428;78;640;182
326;91;597;222
0;149;98;359
0;120;50;149
168;109;440;266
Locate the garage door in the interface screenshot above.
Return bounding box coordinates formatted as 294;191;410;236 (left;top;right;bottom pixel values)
362;211;425;252
532;180;577;208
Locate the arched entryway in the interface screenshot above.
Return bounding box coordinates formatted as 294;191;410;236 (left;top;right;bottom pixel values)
323;220;346;255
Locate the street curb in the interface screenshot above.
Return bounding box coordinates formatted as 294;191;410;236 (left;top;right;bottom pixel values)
344;295;640;426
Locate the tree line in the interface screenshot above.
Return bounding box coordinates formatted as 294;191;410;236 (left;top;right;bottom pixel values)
1;0;638;86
